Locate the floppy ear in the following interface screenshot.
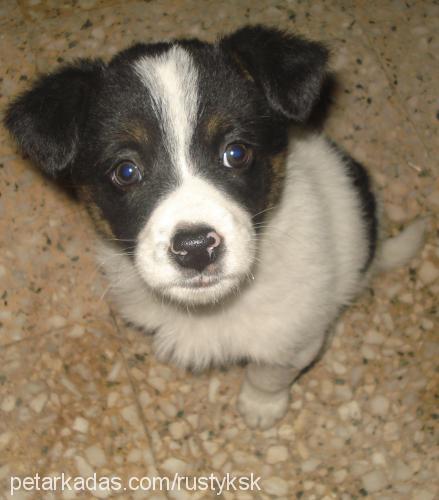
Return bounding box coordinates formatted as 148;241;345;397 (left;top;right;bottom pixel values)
220;25;329;122
3;59;105;178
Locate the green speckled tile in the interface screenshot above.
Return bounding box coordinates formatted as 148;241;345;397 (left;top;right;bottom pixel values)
17;0;127;22
0;156;112;347
0;0;437;498
0;28;37;156
363;17;438;160
0;324;160;499
0;0;25;30
23;0;362;74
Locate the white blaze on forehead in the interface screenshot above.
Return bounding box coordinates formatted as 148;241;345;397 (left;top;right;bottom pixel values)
134;45;198;179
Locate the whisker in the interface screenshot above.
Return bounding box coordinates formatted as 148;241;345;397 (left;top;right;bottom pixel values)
101;252;137;259
98;282;113;302
251;205;278;219
103;237;138;243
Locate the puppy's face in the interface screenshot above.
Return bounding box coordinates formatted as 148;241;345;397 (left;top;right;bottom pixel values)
5;27;328;306
79;43;288;305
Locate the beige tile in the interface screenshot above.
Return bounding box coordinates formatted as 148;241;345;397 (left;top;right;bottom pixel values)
0;29;36;108
0;0;437;498
0;0;26;30
121;325;270;480
352;0;439;24
0;28;37;156
16;0;125;22
324;36;435;223
20;0;361;74
347;1;438;160
0;156;111;346
25;0;229;72
119;251;438;497
0;323;157;498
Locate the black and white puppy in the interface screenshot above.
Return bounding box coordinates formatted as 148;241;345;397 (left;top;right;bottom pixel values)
5;26;425;429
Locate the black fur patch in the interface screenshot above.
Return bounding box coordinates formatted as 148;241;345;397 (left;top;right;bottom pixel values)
186;39;289;220
4;59;105;177
332;142;378;271
220;25;329;122
4;26;330;250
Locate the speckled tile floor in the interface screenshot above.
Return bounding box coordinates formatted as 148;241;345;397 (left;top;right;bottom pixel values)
0;1;438;499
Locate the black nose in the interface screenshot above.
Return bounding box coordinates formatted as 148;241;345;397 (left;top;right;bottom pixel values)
170;226;222;272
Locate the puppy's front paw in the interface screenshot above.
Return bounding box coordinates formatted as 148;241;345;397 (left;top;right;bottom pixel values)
237;378;290;430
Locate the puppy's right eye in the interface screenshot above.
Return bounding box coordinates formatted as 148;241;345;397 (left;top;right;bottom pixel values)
110;162;142;188
223;143;253;169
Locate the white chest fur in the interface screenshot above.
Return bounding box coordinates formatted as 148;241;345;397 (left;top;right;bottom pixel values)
98;133;369;370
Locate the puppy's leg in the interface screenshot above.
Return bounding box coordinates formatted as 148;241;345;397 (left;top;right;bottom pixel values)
238;363;299;430
238;337;324;429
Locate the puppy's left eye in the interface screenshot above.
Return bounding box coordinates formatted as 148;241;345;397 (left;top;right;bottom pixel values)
110;162;142;188
223;143;253;169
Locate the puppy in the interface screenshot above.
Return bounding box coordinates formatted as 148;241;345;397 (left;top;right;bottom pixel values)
5;26;425;429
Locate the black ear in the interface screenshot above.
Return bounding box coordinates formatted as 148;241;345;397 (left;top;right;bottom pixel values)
3;59;105;178
220;25;329;122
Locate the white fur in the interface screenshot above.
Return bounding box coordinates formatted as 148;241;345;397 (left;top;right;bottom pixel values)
238;363;299;429
99;133;371;370
135;46;198;179
376;218;426;271
134;47;256;305
134;175;256;304
98;131;426;428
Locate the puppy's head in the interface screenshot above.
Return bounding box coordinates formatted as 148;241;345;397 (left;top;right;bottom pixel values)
5;26;328;306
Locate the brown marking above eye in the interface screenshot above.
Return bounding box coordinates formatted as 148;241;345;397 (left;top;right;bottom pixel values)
79;186;115;240
205;113;226;140
229;52;255;83
267;150;287;208
116;122;149;145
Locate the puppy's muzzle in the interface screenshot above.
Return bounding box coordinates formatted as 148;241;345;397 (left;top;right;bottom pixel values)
170;226;223;272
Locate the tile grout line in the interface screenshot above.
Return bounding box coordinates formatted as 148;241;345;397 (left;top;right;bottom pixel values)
0;316;124;351
6;0;143;37
354;15;433;171
108;308;173;500
0;325;72;350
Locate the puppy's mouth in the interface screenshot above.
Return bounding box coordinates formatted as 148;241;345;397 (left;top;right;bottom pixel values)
171;271;241;291
157;272;242;306
177;275;223;289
